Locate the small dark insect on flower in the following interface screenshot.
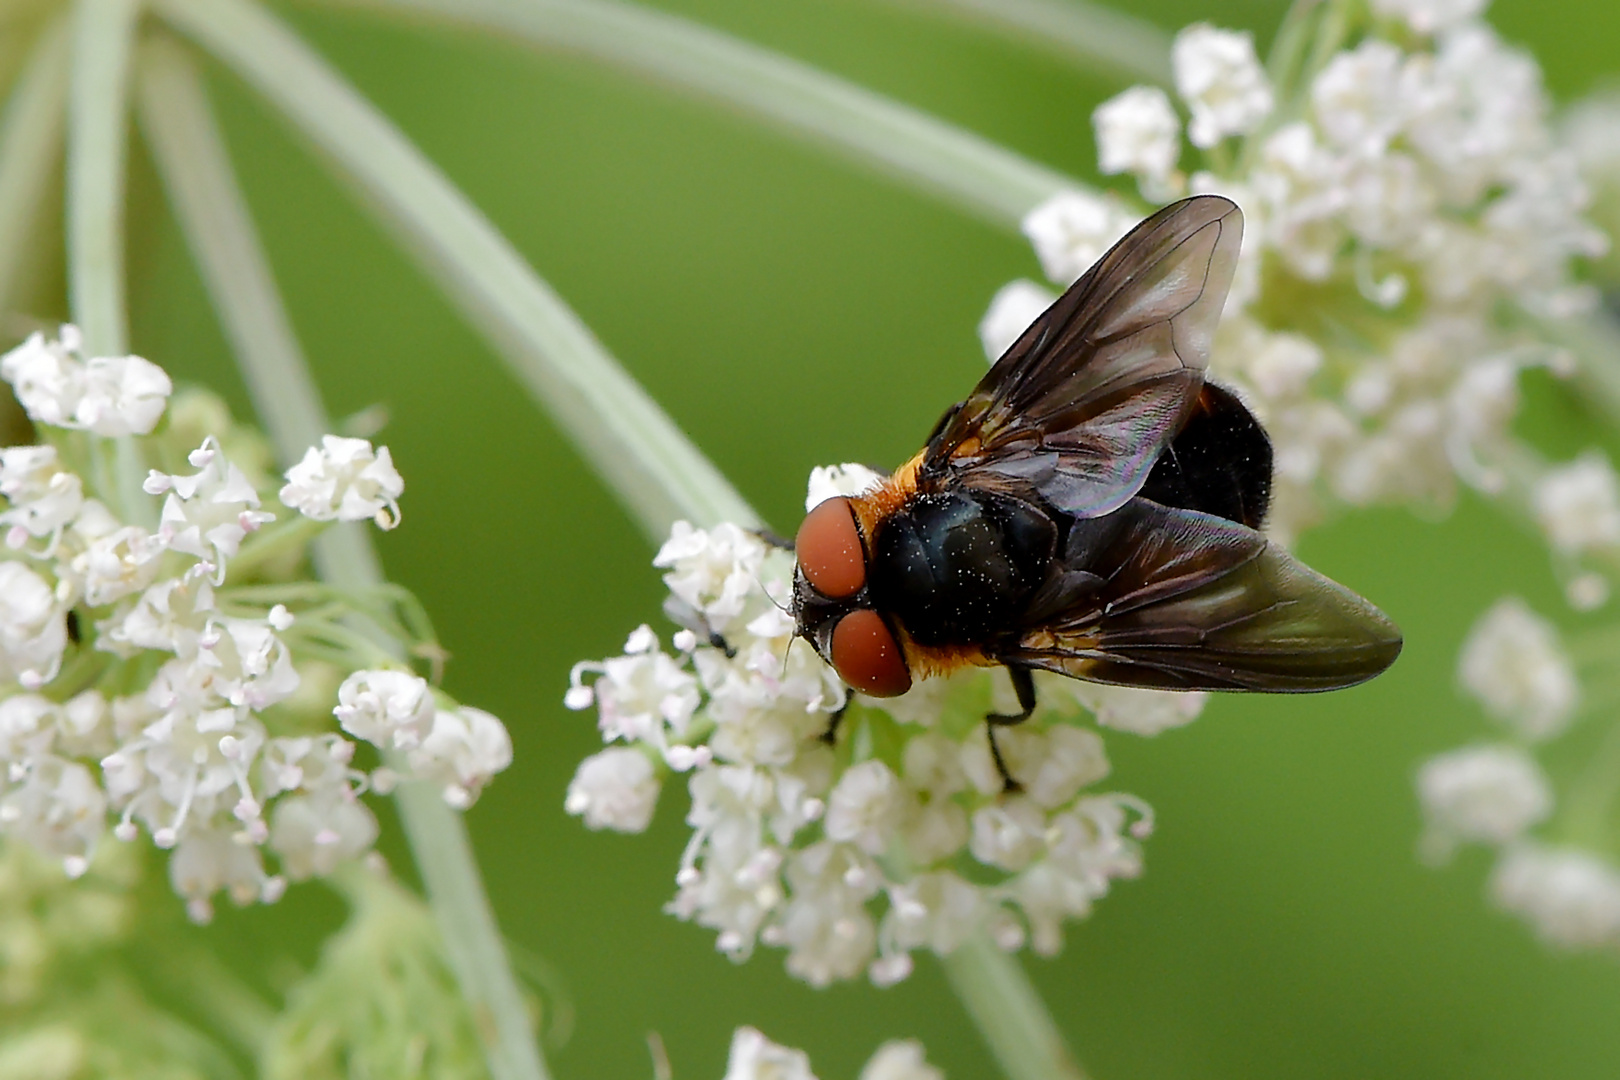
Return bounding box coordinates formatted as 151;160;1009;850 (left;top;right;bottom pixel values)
790;196;1402;784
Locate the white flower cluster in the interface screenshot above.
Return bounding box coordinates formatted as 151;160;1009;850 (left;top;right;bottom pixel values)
0;328;508;921
0;327;171;438
1000;14;1609;555
1416;597;1620;949
723;1027;942;1080
567;469;1187;986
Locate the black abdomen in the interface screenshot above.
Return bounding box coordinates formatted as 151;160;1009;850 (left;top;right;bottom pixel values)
869;491;1056;647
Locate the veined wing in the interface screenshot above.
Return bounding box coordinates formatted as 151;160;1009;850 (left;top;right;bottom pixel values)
1001;499;1402;691
922;195;1243;518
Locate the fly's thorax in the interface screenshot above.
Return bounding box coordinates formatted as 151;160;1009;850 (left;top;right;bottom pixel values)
868;490;1058;648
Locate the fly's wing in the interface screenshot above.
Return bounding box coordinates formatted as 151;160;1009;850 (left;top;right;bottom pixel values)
1001;499;1402;691
923;195;1243;518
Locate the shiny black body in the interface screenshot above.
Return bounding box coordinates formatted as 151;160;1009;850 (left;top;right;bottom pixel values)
869;491;1057;648
861;382;1275;658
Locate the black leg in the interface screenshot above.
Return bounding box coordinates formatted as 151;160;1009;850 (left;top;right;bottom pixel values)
985;665;1037;793
754;527;794;551
819;698;851;745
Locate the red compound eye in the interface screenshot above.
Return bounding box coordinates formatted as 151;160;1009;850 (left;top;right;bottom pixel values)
831;609;912;697
795;496;866;599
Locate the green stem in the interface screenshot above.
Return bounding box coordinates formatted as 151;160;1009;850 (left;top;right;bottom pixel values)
306;0;1081;232
1556;714;1620;852
0;14;70;313
67;0;148;526
1299;0;1356;93
133;32;549;1080
154;3;1092;1075
68;0;134;356
873;0;1171;86
162;0;756;543
1237;0;1323;171
1264;0;1325;95
940;933;1089;1080
215;515;328;579
146;944;279;1057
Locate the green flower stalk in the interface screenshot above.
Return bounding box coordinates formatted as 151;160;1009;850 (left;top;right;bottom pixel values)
262;868;490;1080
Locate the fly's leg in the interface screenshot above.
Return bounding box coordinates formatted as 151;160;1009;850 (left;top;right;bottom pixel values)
985;665;1037;793
754;527;794;551
664;597;738;658
819;698;851;746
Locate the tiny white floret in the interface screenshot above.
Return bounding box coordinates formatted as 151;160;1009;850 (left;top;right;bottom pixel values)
1417;744;1552;853
860;1039;943;1080
1371;0;1488;34
1173;24;1273;148
280;435;404;529
0;327;172;436
1534;452;1620;556
724;1027;818;1080
1492;843;1620;949
805;463;885;512
1458;598;1577;740
333;669;436;750
1094;85;1182;185
565;746;661;833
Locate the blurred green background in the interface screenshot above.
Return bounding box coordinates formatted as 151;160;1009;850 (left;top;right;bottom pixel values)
111;0;1620;1076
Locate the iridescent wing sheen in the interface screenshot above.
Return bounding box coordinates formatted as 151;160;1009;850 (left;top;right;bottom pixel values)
922;195;1244;519
1000;499;1403;691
